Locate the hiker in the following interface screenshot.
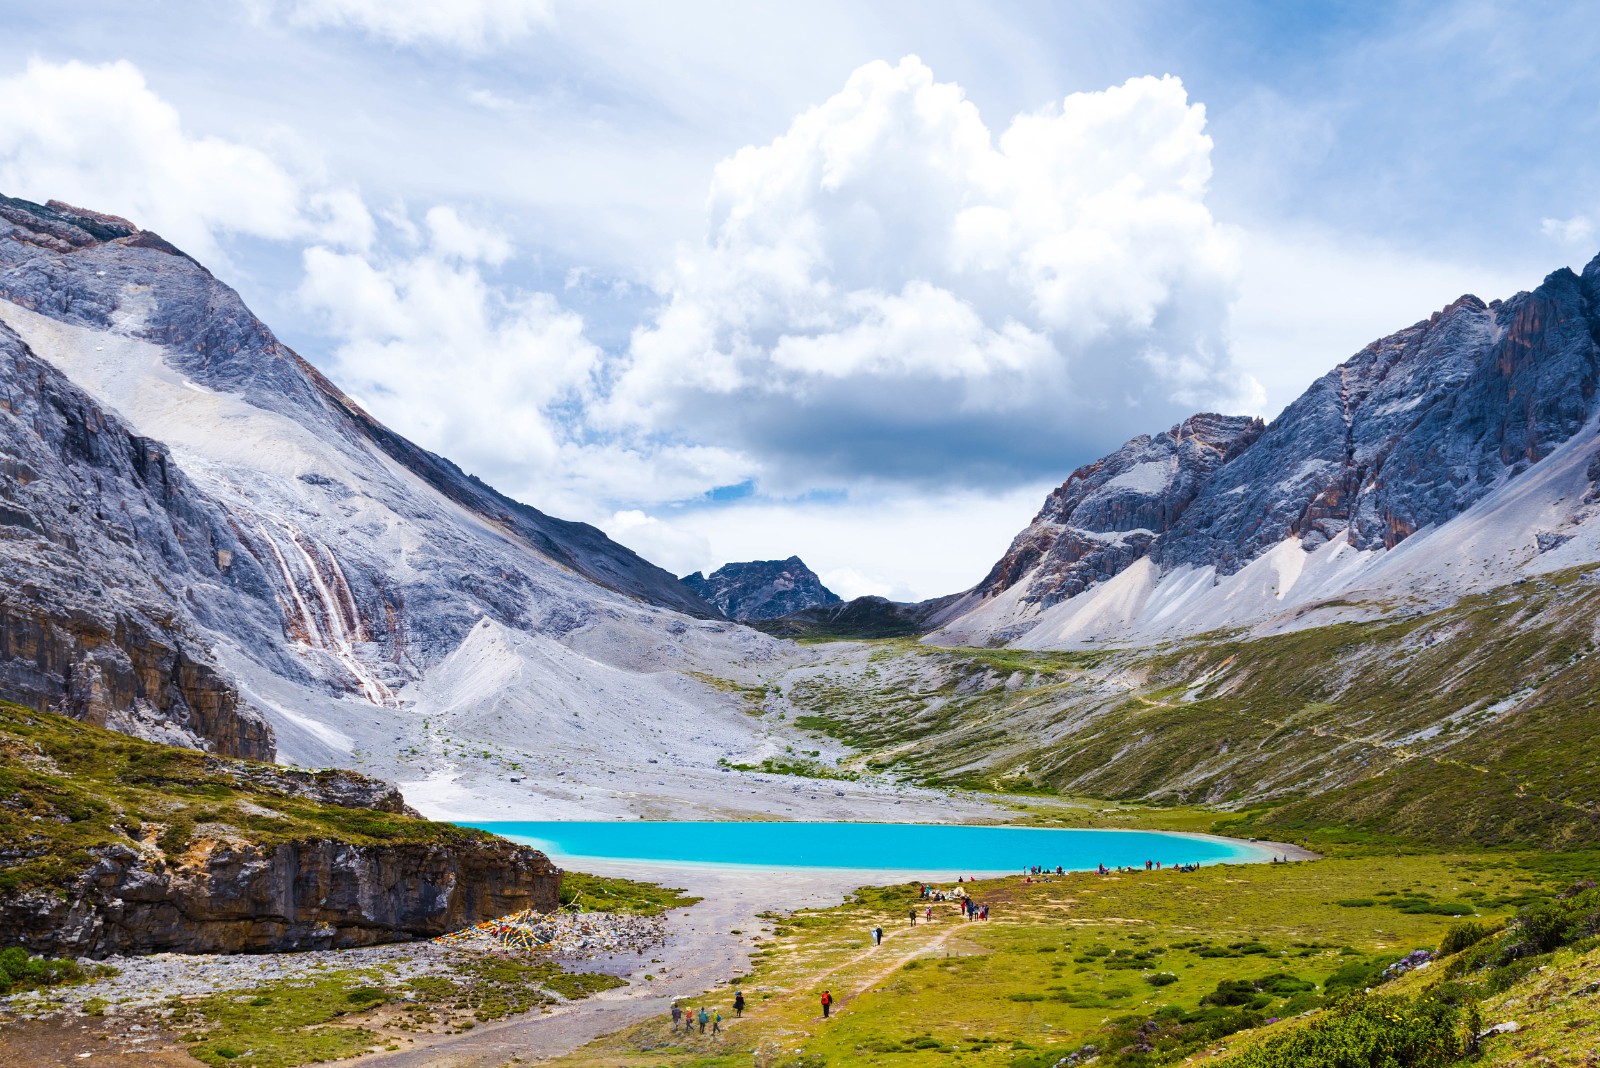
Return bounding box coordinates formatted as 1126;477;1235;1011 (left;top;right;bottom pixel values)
712;1010;722;1035
872;925;883;945
821;989;832;1018
698;1006;709;1034
908;907;917;926
733;990;745;1017
925;905;933;923
671;1002;683;1032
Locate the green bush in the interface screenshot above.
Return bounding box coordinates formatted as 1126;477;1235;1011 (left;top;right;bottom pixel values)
1144;972;1179;987
1502;882;1600;959
1438;920;1497;957
1201;978;1271;1009
1322;953;1401;995
0;946;93;995
1223;992;1468;1068
1256;972;1316;996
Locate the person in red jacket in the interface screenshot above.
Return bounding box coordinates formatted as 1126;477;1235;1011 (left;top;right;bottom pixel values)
821;989;833;1018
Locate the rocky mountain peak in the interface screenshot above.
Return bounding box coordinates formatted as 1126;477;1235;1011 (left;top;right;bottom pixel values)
977;412;1263;607
944;247;1600;647
682;556;842;621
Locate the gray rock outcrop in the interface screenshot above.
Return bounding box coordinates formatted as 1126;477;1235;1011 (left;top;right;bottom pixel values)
683;555;841;621
0;835;557;957
0;315;274;758
1158;272;1600;572
978;413;1263;606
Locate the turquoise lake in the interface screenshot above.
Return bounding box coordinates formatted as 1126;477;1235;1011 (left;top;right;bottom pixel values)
464;821;1271;873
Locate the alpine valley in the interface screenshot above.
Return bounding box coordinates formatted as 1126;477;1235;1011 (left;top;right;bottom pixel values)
3;191;1600;1066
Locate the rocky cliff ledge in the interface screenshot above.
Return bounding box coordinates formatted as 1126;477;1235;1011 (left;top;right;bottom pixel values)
1;834;555;957
0;701;558;957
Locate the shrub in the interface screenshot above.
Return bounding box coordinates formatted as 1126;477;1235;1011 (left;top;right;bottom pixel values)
1322;953;1401;995
1438;920;1497;957
1145;972;1179;987
1201;979;1270;1008
1223;992;1468;1068
1256;972;1316;996
0;947;92;995
1501;882;1600;960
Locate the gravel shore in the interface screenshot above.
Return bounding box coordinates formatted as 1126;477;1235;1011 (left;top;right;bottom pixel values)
0;909;667;1019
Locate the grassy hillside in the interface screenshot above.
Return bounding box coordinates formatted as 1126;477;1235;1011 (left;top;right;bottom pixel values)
544;848;1597;1068
0;700;495;896
779;568;1600;848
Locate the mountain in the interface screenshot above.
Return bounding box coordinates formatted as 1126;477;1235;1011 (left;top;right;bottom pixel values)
752;593;961;639
0;195;832;819
938;255;1600;648
0;194;982;826
681;555;841;621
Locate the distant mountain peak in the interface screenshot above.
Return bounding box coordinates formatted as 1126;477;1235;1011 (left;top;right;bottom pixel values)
682;556;841;621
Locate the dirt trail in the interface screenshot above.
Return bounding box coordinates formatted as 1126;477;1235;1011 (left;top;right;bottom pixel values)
834;924;962;1010
346;863;885;1068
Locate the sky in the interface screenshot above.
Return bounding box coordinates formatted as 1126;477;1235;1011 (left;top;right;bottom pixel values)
3;0;1598;600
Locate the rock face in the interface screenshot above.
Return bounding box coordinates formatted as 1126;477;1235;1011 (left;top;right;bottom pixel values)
977;413;1264;606
682;556;842;621
0;314;274;759
1;835;557;957
1158;276;1600;573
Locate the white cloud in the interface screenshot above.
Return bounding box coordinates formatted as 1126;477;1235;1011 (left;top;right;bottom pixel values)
818;567;895;601
604;510;712;576
425;205;513;265
1541;213;1595;247
270;0;552;49
610;57;1251;491
602;483;1052;602
0;59;371;264
299;237;597;484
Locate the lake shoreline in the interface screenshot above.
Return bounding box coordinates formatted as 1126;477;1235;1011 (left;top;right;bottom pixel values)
468;820;1303;878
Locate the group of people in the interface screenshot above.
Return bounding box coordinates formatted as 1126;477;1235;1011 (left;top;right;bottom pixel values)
907;883;991;924
670;990;744;1037
1092;859;1203;874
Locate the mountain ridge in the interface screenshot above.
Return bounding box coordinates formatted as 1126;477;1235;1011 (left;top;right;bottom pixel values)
681;555;841;621
937;252;1600;648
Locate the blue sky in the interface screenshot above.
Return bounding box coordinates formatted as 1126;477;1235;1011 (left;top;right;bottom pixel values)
2;1;1596;599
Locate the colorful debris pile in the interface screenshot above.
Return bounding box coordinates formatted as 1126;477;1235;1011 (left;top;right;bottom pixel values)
433;908;666;957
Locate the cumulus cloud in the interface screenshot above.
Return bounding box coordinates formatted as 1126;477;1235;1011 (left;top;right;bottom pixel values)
267;0;552;49
299;237;599;487
601;482;1053;601
1541;213;1595;247
425;205;513;265
609;57;1251;491
0;58;369;263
